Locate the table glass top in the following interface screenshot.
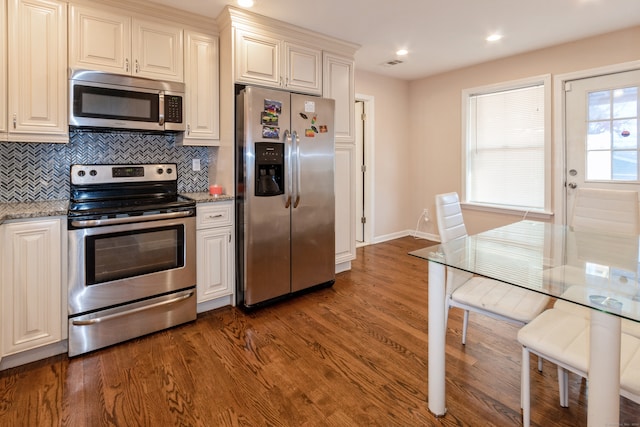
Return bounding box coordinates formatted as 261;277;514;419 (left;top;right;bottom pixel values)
410;220;640;322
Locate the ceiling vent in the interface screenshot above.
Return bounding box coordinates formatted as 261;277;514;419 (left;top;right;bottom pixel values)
383;59;404;66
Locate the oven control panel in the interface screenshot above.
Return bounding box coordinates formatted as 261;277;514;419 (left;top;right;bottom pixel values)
71;163;177;185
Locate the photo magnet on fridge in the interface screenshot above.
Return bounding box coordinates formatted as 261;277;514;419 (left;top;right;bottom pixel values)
263;126;280;139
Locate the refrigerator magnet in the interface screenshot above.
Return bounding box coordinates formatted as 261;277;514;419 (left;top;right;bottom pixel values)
304;101;316;113
261;111;278;126
319;125;328;133
264;99;282;115
305;129;315;137
263;126;280;139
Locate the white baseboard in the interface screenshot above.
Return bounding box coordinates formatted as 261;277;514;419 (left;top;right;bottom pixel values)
372;229;440;244
335;261;351;274
0;341;68;371
197;295;234;313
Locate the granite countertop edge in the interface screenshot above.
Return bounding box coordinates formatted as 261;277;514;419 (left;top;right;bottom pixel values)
0;193;234;224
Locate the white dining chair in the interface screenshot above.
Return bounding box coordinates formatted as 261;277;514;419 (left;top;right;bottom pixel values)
434;192;550;347
518;187;640;425
518;308;640;427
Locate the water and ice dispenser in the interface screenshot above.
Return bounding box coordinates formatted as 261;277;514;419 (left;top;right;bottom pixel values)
255;142;284;196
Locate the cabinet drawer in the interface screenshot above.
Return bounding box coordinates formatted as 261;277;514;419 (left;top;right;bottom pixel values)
197;203;232;229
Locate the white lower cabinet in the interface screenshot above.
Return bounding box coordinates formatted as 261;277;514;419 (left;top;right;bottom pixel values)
196;202;234;310
1;217;63;358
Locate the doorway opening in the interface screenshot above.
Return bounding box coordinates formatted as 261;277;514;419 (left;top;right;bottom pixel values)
355;94;374;247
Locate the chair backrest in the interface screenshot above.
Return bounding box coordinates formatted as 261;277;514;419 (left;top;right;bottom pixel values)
435;192;468;243
571;188;639;235
435;192;474;291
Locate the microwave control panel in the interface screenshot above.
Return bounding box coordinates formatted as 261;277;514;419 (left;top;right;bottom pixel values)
165;95;183;123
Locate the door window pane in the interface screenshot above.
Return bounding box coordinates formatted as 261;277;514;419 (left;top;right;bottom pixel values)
612;151;638;181
587;151;611;180
586;86;639;182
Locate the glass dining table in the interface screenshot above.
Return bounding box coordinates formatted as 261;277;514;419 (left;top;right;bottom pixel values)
410;220;640;427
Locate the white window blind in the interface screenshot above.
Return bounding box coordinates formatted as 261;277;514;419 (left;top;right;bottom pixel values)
466;83;545;210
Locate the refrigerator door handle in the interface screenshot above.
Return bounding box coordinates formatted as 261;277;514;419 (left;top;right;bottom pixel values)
284;129;292;208
293;130;301;208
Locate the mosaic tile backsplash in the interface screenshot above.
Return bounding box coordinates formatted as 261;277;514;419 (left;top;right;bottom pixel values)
0;129;214;203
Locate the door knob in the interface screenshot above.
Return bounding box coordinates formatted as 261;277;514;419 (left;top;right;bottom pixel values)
567;182;577;189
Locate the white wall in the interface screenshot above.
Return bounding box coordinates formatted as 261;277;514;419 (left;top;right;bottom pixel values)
354;70;412;241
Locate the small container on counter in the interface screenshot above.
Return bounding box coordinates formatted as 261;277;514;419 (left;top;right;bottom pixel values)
209;185;223;196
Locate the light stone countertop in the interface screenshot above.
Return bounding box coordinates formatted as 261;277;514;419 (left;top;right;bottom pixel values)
0;200;69;224
181;192;234;204
0;193;234;224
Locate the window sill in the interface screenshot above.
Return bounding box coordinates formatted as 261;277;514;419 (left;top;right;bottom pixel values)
461;202;554;220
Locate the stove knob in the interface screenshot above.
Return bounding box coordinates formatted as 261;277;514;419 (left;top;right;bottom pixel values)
77;170;85;177
90;169;97;176
157;167;164;175
166;167;173;174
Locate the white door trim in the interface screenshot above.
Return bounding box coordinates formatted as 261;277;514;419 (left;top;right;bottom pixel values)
355;93;375;246
552;60;640;225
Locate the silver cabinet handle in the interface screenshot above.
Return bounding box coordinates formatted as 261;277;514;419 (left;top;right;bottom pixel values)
125;58;129;72
187;124;191;135
135;59;140;73
206;214;223;219
12;113;16;129
71;292;194;325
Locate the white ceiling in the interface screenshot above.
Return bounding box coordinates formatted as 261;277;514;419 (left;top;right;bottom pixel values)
147;0;640;80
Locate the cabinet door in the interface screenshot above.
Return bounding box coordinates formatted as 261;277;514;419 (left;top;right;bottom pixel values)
182;31;219;145
133;19;183;82
335;143;356;264
68;5;131;75
0;0;6;137
8;0;67;142
196;227;232;302
284;42;322;95
1;219;62;357
323;53;355;143
235;28;280;87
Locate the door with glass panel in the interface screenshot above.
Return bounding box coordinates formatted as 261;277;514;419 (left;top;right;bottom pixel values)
565;70;640;223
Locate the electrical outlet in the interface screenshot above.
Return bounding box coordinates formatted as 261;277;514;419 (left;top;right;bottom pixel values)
192;158;201;171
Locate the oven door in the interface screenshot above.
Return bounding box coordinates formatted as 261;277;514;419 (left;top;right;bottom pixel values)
68;215;196;316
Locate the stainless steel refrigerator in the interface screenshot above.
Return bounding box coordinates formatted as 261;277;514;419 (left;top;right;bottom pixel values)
236;86;336;308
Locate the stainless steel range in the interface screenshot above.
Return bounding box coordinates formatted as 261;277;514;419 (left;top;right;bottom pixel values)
67;163;197;357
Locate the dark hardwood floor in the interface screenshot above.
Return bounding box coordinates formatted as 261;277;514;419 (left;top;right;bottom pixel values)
1;236;638;426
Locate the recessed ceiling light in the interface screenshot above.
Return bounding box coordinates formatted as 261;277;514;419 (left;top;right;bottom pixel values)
486;34;503;42
396;49;408;56
238;0;254;7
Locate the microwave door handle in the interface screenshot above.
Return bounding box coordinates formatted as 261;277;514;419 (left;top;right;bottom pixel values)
158;92;165;126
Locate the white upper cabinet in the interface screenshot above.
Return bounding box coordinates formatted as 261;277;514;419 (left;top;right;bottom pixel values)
323;52;355;143
285;42;322;95
0;0;6;138
235;27;322;95
69;4;184;82
180;30;220;145
7;0;68;143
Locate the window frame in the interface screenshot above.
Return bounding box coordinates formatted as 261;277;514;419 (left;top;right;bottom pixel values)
461;74;553;217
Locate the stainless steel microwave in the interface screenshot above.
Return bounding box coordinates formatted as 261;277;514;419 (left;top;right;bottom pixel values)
69;69;185;132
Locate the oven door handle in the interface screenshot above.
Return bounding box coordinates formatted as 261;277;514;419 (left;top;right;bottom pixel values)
71;291;195;326
70;210;193;228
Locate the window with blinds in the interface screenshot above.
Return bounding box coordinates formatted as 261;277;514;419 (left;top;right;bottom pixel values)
462;75;551;213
